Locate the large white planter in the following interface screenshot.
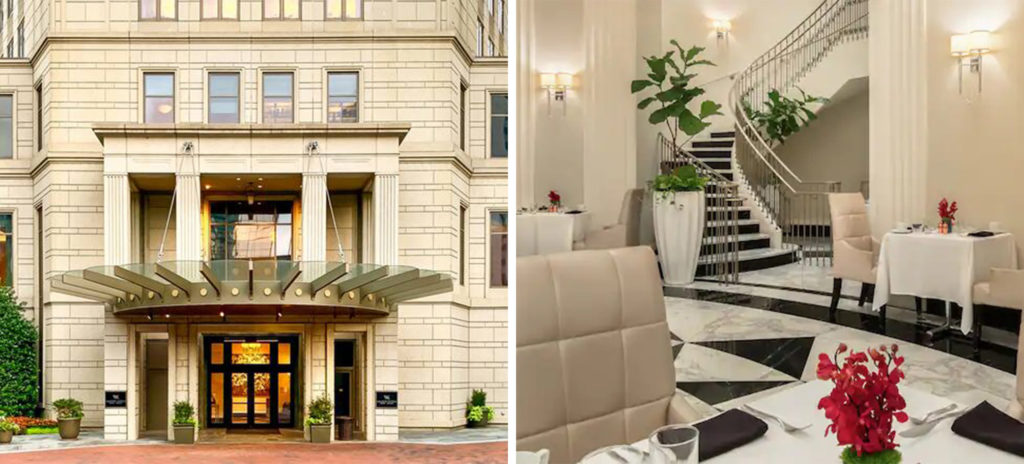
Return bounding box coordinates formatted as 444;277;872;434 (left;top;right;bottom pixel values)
653;191;705;286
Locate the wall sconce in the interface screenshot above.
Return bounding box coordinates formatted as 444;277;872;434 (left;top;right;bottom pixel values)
713;19;732;41
951;30;993;94
540;72;574;115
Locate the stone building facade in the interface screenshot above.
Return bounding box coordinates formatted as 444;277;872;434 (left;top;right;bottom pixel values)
0;0;507;441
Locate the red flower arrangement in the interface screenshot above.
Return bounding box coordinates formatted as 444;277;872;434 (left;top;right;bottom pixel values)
937;198;958;221
817;343;908;463
548;190;561;207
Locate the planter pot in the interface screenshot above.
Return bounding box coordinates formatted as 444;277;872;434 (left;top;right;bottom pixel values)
173;425;195;444
653;191;705;286
58;418;81;440
467;417;489;428
0;430;12;444
841;447;901;464
309;424;332;443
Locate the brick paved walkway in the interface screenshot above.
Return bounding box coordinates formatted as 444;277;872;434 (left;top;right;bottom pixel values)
0;442;507;463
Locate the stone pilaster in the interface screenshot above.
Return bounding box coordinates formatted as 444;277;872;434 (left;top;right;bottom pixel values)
103;173;131;265
103;173;131;439
373;174;399;266
302;173;327;261
174;173;202;261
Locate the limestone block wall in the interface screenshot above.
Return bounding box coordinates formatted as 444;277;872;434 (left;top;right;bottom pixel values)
326;192;360;263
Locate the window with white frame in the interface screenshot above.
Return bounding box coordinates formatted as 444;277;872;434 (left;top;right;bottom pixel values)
326;72;358;123
202;0;237;19
489;211;507;287
497;0;504;34
325;0;361;19
144;73;174;123
477;20;484;57
262;72;293;123
0;213;13;287
264;0;299;19
489;93;508;158
208;73;240;123
0;95;12;158
140;0;175;19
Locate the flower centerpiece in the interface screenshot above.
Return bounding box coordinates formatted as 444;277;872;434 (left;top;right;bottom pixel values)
548;190;561;212
817;343;909;464
937;198;958;234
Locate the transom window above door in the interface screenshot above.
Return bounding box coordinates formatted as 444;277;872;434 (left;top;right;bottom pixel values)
139;0;175;19
325;0;362;19
208;73;240;123
262;72;294;123
264;0;299;19
202;0;238;19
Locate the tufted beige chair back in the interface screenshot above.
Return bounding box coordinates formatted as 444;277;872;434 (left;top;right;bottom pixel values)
516;247;699;463
828;193;878;284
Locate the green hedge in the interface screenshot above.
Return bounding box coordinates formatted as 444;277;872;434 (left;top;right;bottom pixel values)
0;286;39;417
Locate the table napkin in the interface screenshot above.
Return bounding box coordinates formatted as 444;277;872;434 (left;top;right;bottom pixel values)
951;401;1024;457
691;409;768;461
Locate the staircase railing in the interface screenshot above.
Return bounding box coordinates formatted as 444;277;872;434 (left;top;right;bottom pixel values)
657;133;740;284
729;0;868;266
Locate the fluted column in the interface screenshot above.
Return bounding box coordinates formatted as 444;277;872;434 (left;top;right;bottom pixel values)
104;173;131;265
302;173;327;262
174;173;202;261
373;174;399;265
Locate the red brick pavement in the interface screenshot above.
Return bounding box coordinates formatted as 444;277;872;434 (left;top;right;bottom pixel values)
0;442;508;464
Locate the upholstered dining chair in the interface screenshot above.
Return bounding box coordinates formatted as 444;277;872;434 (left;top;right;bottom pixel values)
517;247;702;463
577;189;645;250
828;193;884;320
973;268;1024;349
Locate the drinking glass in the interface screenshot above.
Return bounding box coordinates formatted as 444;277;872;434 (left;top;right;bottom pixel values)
648;424;699;464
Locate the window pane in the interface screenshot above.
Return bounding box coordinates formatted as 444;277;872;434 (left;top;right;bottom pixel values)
490;211;507;233
345;0;361;18
489;212;508;287
202;0;217;17
278;343;291;365
325;0;341;18
263;73;292;97
140;0;157;18
232;342;271;364
209;73;238;97
490;93;507;114
222;0;237;18
490;94;508;158
282;0;298;18
0;95;11;158
146;96;174;123
0;214;11;287
231;373;247;424
209;98;238;122
263;0;279;18
328;73;357;96
210;343;224;364
160;0;175;18
253;372;270;424
277;373;292;425
210;372;224;424
145;74;174;97
327;97;357;122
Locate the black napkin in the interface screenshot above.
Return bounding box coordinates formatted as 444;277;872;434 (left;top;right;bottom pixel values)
968;231;996;237
951;401;1024;457
690;409;768;461
565;210;583;215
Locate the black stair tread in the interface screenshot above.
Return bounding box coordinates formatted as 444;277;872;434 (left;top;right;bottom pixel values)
687;150;732;158
692;140;734;148
710;131;736;138
695;248;799;276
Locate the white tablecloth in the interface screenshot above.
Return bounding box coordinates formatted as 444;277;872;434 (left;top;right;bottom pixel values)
581;381;1022;463
516;213;576;257
523;212;591;242
872;232;1017;334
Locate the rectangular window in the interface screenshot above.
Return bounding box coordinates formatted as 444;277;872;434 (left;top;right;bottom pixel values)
459;204;467;286
34;84;41;150
208;73;240;123
459;82;467;151
140;0;175;19
0;213;12;287
497;0;504;34
476;21;484;57
16;21;23;57
326;72;358;123
325;0;361;19
0;95;12;158
262;72;293;123
489;211;507;288
144;73;174;123
489;93;508;158
202;0;237;19
264;0;299;19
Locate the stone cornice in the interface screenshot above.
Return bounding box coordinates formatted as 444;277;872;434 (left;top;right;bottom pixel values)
92;122;412;144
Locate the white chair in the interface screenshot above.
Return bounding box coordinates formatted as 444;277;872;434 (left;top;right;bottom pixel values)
828;193;884;320
517;214;539;257
578;189;644;250
517;214;574;257
972;268;1024;417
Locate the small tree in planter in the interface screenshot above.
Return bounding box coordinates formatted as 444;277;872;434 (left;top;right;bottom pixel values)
172;401;196;445
52;398;83;440
0;418;19;444
650;165;710;285
304;394;332;443
466;389;495;428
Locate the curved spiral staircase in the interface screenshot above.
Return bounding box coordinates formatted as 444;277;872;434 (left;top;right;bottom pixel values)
662;0;870;281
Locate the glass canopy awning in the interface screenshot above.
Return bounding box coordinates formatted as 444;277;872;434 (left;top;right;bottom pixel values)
49;260;452;319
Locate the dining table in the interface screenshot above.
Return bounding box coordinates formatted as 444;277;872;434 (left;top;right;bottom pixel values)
871;230;1017;335
580;380;1021;463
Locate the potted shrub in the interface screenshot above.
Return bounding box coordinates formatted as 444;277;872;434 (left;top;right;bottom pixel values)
52;398;83;440
0;418;18;444
172;401;196;445
651;165;709;285
304;394;332;443
466;389;495;428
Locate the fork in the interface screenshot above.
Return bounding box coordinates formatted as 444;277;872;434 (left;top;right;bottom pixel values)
740;404;811;432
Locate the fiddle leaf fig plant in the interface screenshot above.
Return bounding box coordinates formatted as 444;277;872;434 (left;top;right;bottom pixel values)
632;41;723;153
743;87;828;147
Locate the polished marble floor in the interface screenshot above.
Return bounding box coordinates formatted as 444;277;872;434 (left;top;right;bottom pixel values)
665;284;1018;420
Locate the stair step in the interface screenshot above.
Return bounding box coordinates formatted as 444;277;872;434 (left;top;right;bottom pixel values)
687;150;732;159
706;221;760;235
703;160;731;170
692;140;734;148
695;248;799;276
710;131;736;138
699;233;771;255
704;207;750;221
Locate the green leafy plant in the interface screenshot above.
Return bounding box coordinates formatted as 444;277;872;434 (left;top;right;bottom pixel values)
0;419;20;434
173;401;196;426
0;286;39;418
52;398;83;420
744;87;828;146
840;446;901;464
466;389;495;425
304;394;332;426
632;41;723;153
651;165;709;195
25;426;58;435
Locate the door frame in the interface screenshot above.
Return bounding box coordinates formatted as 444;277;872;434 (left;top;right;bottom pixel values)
204;335;298;429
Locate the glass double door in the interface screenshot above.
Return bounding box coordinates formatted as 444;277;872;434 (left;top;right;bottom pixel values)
206;336;297;428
